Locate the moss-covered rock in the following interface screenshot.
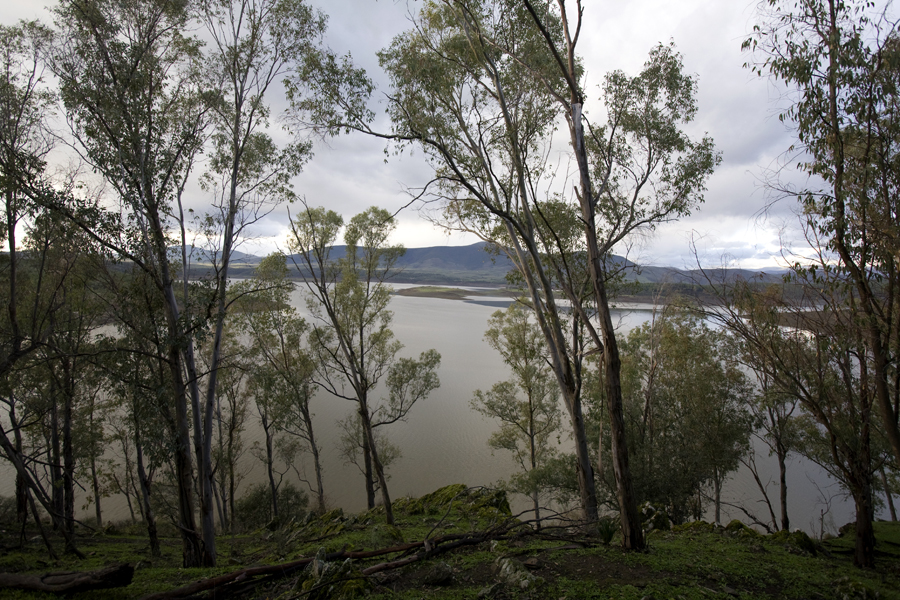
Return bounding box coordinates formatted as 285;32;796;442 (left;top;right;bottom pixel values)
771;529;818;556
399;484;469;515
640;502;672;532
724;519;762;539
672;520;717;534
394;484;511;520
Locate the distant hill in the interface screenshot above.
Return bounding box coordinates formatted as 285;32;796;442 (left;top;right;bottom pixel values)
186;242;785;287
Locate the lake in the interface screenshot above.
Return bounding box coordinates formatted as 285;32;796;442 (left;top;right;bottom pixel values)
286;284;863;534
0;284;868;534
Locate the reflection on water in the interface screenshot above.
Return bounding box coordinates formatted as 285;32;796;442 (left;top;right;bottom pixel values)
0;284;862;533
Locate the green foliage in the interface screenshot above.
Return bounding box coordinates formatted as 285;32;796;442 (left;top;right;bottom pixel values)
604;309;754;524
234;482;309;531
471;303;561;519
288;203;441;522
597;515;619;545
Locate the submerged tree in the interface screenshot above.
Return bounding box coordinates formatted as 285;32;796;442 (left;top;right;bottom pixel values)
288;204;441;524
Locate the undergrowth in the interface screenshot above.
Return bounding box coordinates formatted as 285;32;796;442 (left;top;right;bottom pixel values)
1;484;898;599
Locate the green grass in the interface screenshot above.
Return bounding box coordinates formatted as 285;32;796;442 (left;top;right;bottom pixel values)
2;488;899;599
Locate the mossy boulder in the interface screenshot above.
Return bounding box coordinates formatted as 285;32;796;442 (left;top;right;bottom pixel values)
398;484;469;515
395;484;511;519
724;519;762;539
771;529;818;556
672;520;717;534
640;502;671;532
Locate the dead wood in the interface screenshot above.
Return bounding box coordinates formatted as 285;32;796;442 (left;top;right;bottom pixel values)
139;523;522;600
0;563;134;594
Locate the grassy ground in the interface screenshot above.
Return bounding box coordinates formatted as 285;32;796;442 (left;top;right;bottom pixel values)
1;485;898;599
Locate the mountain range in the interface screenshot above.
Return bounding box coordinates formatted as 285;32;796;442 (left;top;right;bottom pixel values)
202;242;786;287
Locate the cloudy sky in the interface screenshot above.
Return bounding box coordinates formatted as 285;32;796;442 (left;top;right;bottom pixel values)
3;0;823;269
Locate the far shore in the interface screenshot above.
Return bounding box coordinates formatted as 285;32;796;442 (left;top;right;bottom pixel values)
392;286;697;308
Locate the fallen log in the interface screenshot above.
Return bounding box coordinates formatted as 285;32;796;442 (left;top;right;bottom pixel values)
138;527;518;600
138;542;425;600
0;563;134;594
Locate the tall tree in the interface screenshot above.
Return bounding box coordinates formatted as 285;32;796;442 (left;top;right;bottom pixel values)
744;0;900;472
471;302;561;529
288;204;441;524
191;0;321;557
234;254;325;514
50;0;211;566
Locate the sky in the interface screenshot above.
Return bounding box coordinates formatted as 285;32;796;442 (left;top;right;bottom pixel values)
2;0;818;270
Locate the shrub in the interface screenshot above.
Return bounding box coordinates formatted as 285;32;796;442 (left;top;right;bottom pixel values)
234;482;308;531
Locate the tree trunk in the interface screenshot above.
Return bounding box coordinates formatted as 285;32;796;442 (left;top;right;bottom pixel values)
263;415;279;520
62;372;75;540
27;489;57;561
13;406;28;545
134;420;161;558
302;404;326;514
778;444;790;531
49;388;63;531
360;404;393;524
0;564;133;594
362;420;376;510
880;466;897;521
570;102;643;550
89;403;103;527
852;486;875;568
166;349;203;568
118;434;137;523
714;469;722;525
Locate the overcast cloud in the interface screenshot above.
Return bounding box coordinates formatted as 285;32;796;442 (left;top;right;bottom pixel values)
2;0;838;269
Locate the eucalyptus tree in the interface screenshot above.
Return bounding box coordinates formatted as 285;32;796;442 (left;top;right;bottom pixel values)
48;0;212;566
288;204;441;524
744;0;900;471
0;19;58;548
293;0;717;547
616;311;753;525
471;302;561;529
191;0;323;553
705;274;882;568
235;254;325;514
